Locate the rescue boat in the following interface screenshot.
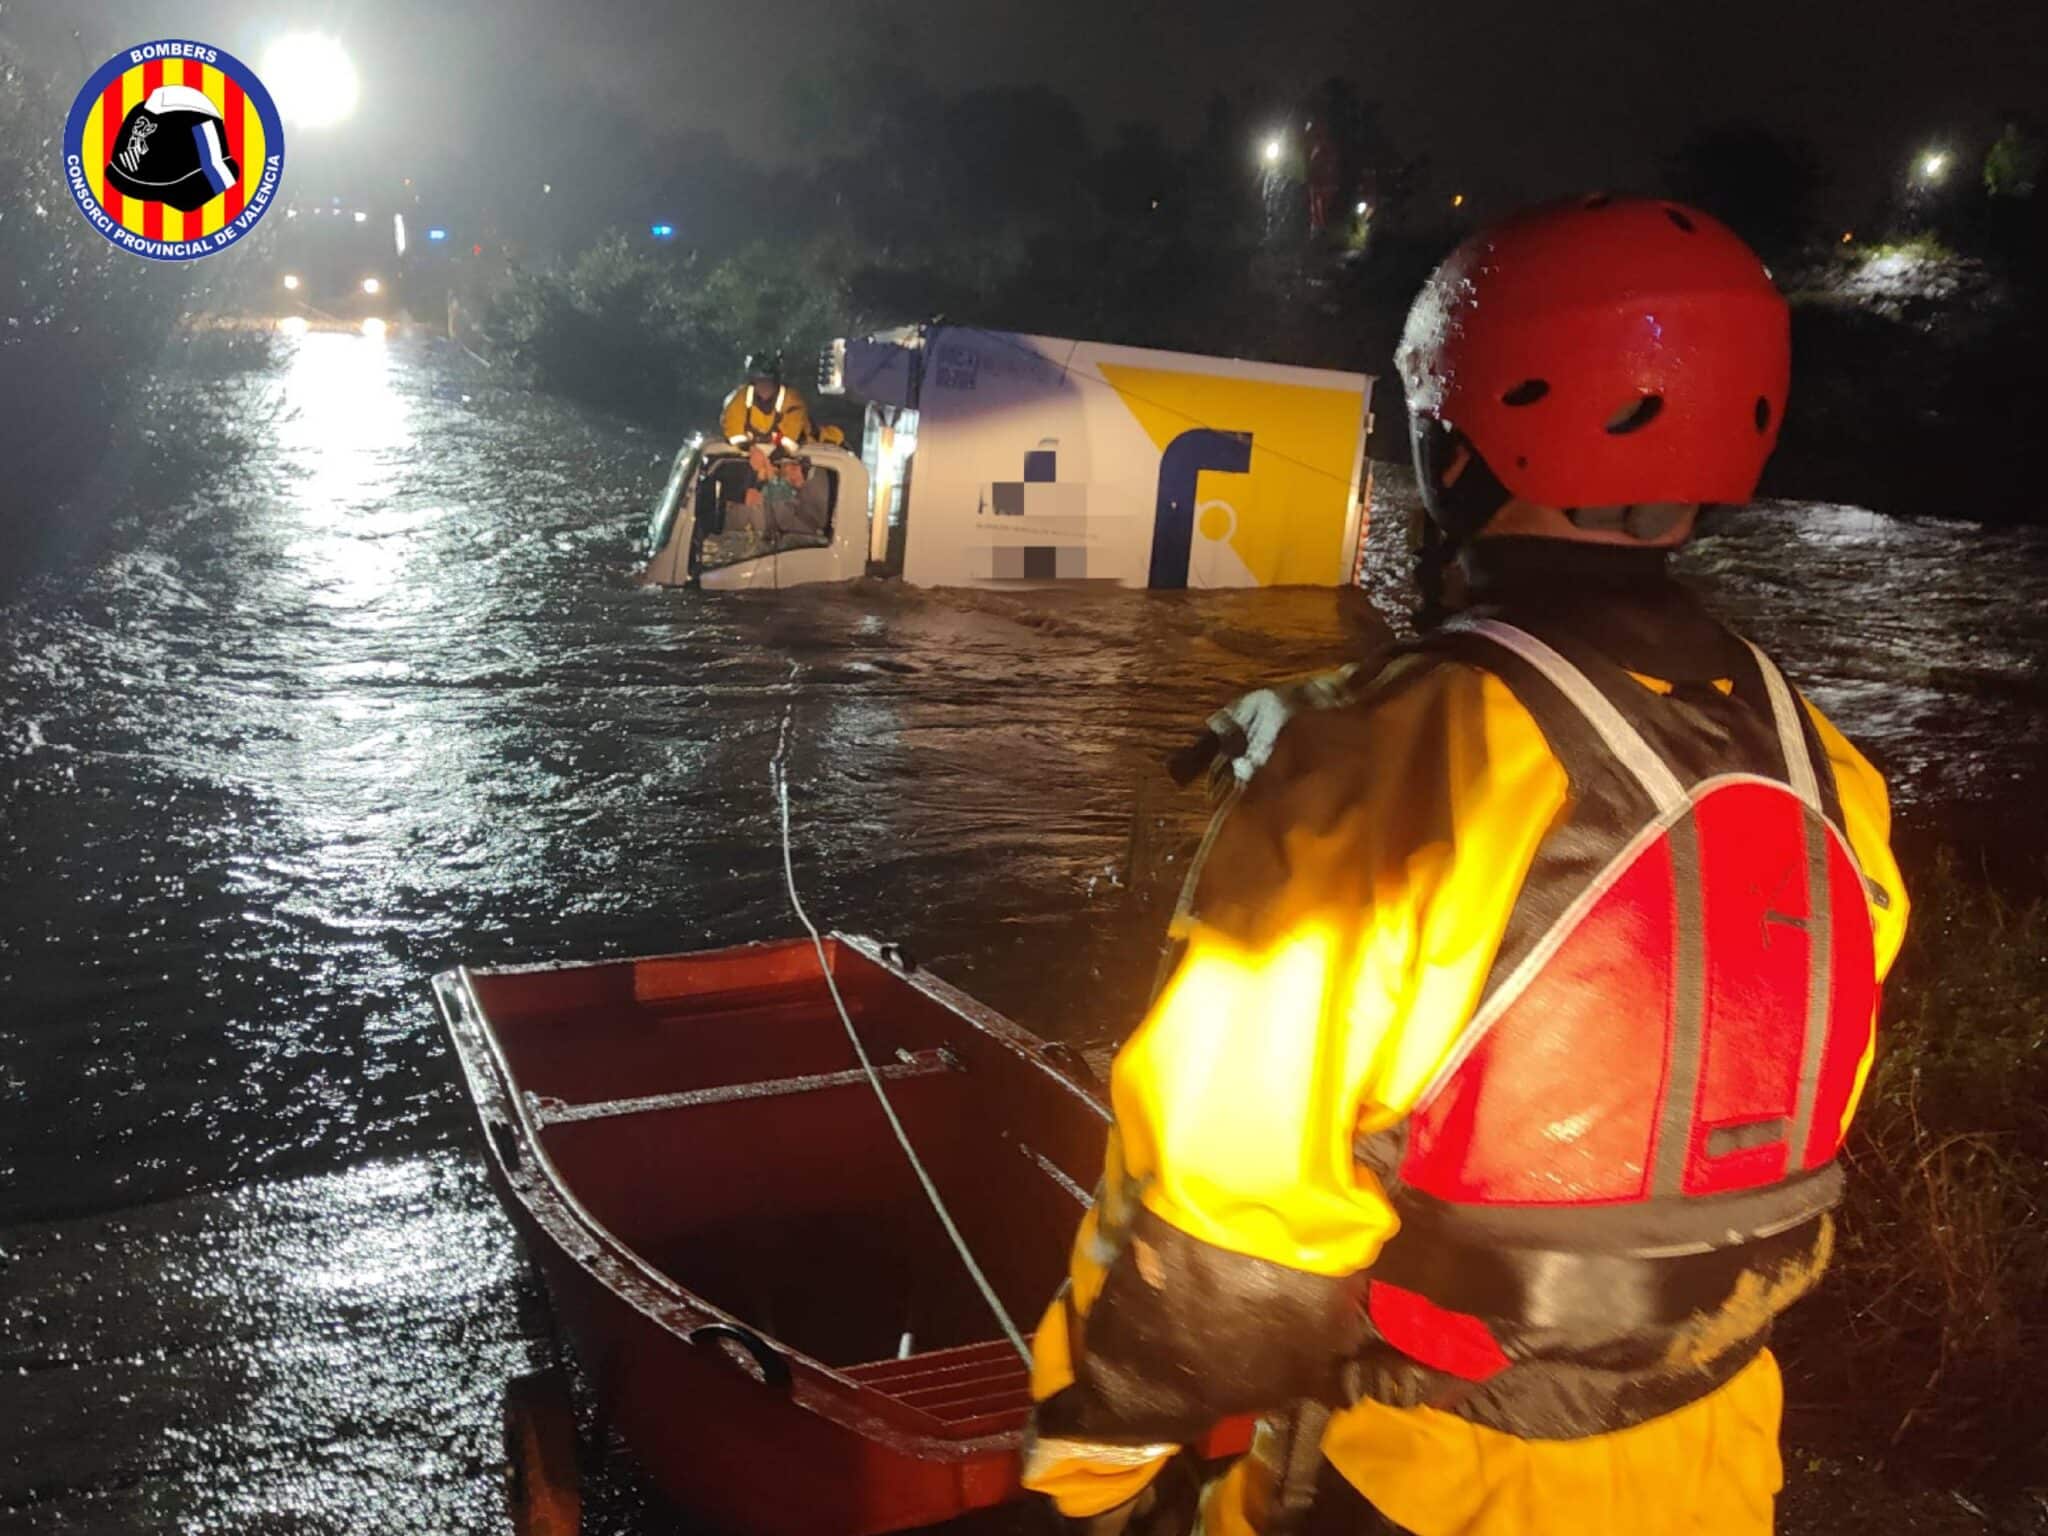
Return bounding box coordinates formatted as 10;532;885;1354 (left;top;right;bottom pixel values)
435;934;1235;1534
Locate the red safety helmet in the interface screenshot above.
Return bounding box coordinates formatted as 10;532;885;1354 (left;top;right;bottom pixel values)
1398;196;1790;537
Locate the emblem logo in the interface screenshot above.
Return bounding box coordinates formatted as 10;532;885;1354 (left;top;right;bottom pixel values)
62;40;286;262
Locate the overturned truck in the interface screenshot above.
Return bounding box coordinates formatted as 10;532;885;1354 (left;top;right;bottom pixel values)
642;325;1374;591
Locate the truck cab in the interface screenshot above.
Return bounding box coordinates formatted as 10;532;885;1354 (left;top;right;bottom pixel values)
641;441;871;590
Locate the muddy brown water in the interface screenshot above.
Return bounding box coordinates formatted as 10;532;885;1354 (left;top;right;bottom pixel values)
3;333;2044;1532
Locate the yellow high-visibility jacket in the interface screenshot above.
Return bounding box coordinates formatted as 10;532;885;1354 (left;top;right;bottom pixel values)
1024;604;1907;1536
720;382;810;453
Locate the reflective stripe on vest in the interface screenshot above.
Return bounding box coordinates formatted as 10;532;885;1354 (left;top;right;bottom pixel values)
740;384;789;440
1361;619;1879;1409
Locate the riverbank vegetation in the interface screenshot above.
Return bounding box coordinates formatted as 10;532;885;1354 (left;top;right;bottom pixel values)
475;78;2045;523
1781;852;2048;1488
0;44;272;579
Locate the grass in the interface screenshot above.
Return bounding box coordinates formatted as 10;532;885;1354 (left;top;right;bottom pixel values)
1780;850;2048;1488
1849;232;1963;268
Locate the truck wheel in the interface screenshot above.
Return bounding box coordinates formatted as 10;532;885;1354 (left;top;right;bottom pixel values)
504;1369;581;1536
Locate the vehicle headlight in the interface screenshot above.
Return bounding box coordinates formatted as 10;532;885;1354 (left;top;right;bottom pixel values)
361;276;382;296
282;273;301;291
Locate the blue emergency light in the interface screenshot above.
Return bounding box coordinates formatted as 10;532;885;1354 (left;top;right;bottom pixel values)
650;223;676;239
426;227;448;243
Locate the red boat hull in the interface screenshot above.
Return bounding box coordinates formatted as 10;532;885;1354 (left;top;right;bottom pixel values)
436;935;1238;1534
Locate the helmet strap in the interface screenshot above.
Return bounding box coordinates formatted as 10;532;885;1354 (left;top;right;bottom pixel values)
1415;518;1460;629
1411;418;1513;541
1410;418;1511;628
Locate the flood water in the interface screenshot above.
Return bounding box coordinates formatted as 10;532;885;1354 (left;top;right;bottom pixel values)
4;333;2045;1532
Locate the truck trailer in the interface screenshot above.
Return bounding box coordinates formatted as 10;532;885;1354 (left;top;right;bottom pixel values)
641;325;1374;592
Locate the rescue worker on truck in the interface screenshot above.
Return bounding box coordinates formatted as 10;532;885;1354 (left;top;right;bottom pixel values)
720;348;810;455
1021;197;1909;1536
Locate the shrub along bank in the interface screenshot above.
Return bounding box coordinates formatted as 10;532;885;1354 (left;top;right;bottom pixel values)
1779;850;2048;1487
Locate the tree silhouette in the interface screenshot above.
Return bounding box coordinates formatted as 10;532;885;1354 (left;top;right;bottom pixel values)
1664;121;1823;261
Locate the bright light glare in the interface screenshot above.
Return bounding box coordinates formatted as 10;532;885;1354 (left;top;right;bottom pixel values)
1262;137;1283;164
1918;150;1950;182
282;272;301;291
1354;200;1368;215
425;227;447;242
361;277;381;295
361;317;388;340
1451;192;1466;208
352;210;367;224
279;315;308;336
261;34;360;127
393;213;406;256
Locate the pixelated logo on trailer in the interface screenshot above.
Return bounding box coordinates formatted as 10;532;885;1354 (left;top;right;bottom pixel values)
62;40;286;263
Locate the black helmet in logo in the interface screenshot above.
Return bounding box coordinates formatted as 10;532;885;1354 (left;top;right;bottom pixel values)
105;85;239;214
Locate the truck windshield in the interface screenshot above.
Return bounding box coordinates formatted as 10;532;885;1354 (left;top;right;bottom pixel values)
645;443;702;559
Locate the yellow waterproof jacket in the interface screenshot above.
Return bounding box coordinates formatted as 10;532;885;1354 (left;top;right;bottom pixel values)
1024;604;1907;1535
720;382;810;452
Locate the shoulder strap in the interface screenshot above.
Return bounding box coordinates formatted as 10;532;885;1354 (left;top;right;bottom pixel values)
1453;620;1687;813
1743;640;1819;808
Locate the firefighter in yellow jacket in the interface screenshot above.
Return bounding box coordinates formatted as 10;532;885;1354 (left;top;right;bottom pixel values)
720;348;810;454
1023;197;1909;1535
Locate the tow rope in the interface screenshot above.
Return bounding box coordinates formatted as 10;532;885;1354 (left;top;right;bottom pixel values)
772;666;1033;1365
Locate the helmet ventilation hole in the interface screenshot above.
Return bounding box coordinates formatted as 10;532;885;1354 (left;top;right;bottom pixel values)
1604;394;1665;435
1754;396;1773;432
1501;378;1550;406
1583;193;1613;209
1664;207;1698;233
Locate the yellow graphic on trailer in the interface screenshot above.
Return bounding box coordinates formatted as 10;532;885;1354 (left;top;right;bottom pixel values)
1098;365;1364;587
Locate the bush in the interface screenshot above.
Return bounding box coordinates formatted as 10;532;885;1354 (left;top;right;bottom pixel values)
488;234;702;418
0;43;193;563
488;233;853;425
1780;851;2048;1485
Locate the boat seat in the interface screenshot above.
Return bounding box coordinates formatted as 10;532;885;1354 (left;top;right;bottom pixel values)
523;1047;961;1127
843;1338;1033;1436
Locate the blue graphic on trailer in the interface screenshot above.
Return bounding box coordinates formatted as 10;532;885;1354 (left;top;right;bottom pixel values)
1148;428;1252;589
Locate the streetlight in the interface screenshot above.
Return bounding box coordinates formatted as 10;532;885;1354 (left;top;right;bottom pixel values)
361;277;381;296
1917;149;1950;184
1262;136;1283;166
260;34;360;127
1451;192;1466;209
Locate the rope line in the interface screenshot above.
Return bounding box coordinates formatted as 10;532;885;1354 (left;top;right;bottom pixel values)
771;666;1033;1365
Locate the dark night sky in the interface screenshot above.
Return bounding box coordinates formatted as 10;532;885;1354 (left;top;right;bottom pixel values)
20;0;2048;216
